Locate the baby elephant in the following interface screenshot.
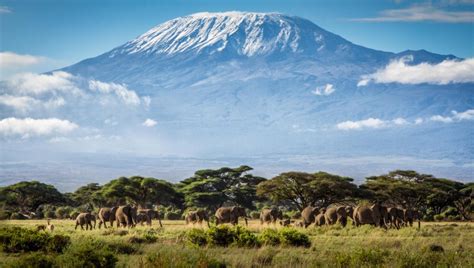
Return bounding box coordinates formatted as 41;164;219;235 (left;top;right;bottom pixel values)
75;212;94;230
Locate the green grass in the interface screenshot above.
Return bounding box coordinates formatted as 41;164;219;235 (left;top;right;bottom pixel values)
0;220;473;267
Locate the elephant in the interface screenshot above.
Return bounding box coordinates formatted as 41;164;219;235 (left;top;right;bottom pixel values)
137;208;162;227
315;208;326;226
324;206;348;227
259;208;283;225
98;207;118;229
75;212;94;230
353;204;389;228
215;206;248;226
301;206;319;228
185;210;209;227
345;206;354;221
387;207;404;229
115;205;137;228
403;208;421;229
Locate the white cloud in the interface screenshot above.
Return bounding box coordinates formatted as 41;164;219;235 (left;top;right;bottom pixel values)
430;115;453;123
358;56;474;86
452;109;474;120
431;109;474;123
312;84;336;96
393;117;409;125
142;96;151;108
89;80;141;106
7;71;80;95
142;118;157;127
0;52;43;69
0;6;11;13
0;117;78;138
351;4;474;23
0;95;65;112
337;118;386;130
415;118;424;124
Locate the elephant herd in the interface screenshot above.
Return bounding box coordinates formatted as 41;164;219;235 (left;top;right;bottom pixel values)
73;204;420;231
74;205;162;230
296;204;420;229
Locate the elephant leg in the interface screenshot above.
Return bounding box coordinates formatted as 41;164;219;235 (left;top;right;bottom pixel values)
75;223;78;230
98;221;102;229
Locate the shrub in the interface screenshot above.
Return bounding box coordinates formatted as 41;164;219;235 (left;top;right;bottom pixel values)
9;212;28;220
207;225;236;247
250;211;260;219
0;227;70;253
106;242;139;255
56;238;117;268
55;206;73;219
145;246;225;267
259;228;281;246
3;252;55;268
434;214;444;221
279;228;311;248
187;228;208;247
233;226;260;248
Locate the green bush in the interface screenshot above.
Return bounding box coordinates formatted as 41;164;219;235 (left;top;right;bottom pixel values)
207;225;236;247
0;209;11;220
145;246;225;267
0;227;70;253
56;238;117;268
9;212;28;220
434;214;444;221
55;206;73;219
106;242;139;255
233;226;260;248
187;228;208;247
3;252;55;268
279;228;311;248
259;228;281;246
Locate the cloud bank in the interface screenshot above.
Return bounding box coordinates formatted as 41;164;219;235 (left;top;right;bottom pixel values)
0;117;78;138
358;56;474;86
7;71;80;95
352;4;474;23
89;80;142;106
0;52;44;69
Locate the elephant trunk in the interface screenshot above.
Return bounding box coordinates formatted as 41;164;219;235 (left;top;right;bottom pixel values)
244;217;248;226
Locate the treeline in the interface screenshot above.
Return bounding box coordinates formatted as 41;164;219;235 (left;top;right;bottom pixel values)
0;166;472;221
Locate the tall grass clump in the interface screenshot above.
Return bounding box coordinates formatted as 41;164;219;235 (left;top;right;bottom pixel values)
55;237;117;268
0;226;70;253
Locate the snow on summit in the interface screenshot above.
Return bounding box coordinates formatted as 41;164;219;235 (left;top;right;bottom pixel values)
112;12;347;57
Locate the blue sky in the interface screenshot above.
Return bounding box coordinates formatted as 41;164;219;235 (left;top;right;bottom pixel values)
0;0;473;77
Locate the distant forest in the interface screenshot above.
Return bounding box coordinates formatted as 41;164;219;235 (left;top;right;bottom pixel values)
1;167;472;221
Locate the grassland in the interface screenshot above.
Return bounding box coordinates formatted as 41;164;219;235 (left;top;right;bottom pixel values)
1;219;473;267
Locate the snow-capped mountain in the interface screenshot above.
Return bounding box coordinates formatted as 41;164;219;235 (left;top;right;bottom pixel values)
2;12;472;189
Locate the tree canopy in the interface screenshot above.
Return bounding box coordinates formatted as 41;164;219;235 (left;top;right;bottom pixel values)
178;166;266;210
0;181;65;211
257;171;359;210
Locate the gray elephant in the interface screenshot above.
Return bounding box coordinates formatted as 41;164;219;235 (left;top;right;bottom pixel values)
403;208;421;229
345;206;354;221
387;207;404;229
315;208;326;226
301;206;319;228
185;210;209;227
260;208;283;225
324;206;348;227
215;206;248;226
75;212;94;230
353;203;389;228
137;208;162;227
115;205;137;228
98;207;117;229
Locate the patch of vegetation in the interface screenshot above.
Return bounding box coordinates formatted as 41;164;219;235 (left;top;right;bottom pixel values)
55;238;117;268
0;227;70;253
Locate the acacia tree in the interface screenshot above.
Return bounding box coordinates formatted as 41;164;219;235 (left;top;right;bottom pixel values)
256;171;359;211
101;176;182;208
178;166;266;210
0;181;65;212
70;183;106;208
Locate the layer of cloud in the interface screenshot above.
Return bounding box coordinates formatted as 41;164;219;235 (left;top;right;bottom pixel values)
351;4;474;23
0;6;11;13
431;109;474;123
312;84;336;96
0;52;44;69
0;117;78;138
358;56;474;86
337;118;386;130
0;94;65;113
337;109;474;130
7;71;80;95
89;80;141;106
142;118;157;127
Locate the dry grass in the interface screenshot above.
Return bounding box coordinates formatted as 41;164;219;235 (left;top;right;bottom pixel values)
1;219;473;267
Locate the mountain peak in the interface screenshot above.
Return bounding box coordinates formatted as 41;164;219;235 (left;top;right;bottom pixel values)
108;11;350;58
